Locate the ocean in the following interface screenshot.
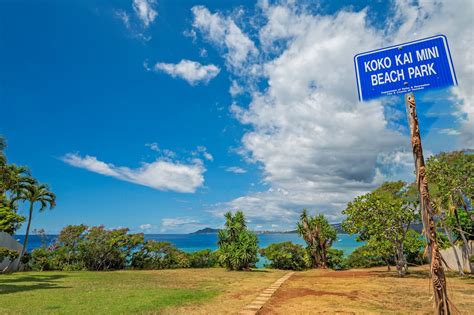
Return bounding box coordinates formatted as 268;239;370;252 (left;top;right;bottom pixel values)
14;233;362;268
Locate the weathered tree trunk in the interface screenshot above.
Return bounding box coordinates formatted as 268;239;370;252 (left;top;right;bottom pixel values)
442;223;464;276
453;208;471;265
405;93;451;314
395;246;407;277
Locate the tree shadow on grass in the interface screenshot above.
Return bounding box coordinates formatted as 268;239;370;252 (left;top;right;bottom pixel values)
0;274;70;295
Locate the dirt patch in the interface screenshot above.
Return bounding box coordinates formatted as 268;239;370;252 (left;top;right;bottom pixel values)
272;287;359;303
294;270;374;279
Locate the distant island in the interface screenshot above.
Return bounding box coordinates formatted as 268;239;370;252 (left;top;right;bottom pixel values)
190;223;422;235
190;223;348;235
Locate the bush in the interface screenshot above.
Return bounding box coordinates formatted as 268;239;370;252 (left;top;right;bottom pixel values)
326;248;346;270
188;249;219;268
218;211;258;271
260;242;310;270
131;241;189;269
29;248;53;271
346;244;387;269
79;226;144;271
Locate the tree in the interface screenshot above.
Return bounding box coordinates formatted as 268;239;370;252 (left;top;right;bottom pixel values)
426;151;473;274
217;211;258;271
0;205;25;234
296;210;337;268
19;183;56;259
342;181;418;276
0;137;32;235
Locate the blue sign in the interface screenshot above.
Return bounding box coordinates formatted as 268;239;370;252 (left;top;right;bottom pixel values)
354;35;457;101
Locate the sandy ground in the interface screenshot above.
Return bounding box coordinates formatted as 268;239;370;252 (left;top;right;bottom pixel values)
258;266;474;314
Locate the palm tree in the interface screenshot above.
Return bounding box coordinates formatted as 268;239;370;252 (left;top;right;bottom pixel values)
297;210;336;268
1;164;34;207
19;183;56;258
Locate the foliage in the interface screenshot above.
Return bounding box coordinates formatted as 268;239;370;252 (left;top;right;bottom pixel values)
131;241;190;269
188;249;219;268
0;246;19;262
19;182;56;259
342;181;419;276
27;225;144;271
0;137;33;235
79;226;144;271
444;209;473;242
217;211;258;271
346;244;387;269
0;205;25;234
326;248;346;270
297;210;337;268
260;241;310;270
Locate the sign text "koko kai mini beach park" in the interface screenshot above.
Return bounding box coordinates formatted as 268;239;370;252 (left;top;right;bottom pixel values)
354;35;457;101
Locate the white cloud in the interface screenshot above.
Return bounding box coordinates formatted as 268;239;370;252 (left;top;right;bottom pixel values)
133;0;157;28
139;223;154;230
160;217;204;233
203;152;213;161
229;80;244;97
390;0;473;148
438;128;461;136
198;1;473;227
191;6;258;72
115;0;157;41
62;153;205;193
153;59;220;85
225;166;247;174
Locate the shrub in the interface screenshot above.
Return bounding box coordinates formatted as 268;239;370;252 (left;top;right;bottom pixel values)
131;241;189;269
218;211;258;271
326;248;346;270
79;226;144;271
346;244;387;269
29;248;53;271
0;246;19;262
188;249;219;268
260;242;310;270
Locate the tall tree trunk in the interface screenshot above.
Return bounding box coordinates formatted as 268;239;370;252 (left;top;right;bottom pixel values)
442;223;465;276
395;246;406;277
453;208;471;264
405;93;451;314
20;202;33;259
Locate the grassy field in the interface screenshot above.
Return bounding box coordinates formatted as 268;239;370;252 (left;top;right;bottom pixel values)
260;266;474;314
0;268;286;314
1;267;473;314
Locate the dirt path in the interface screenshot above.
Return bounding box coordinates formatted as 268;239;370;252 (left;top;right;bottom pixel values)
258;266;474;314
239;272;294;315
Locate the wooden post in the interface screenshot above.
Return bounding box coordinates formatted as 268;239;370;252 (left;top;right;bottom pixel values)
404;92;451;314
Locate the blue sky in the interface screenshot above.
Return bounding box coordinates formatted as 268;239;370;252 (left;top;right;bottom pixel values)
1;0;472;234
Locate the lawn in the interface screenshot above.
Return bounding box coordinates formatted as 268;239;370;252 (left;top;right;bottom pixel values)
260;266;474;314
1;267;473;314
0;268;286;314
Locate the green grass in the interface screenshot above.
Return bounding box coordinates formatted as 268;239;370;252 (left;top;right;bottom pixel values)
0;270;218;314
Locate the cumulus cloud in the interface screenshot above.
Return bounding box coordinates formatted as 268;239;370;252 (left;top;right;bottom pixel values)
152;59;220;85
390;0;474;148
191;6;258;72
196;1;473;227
61;153;205;193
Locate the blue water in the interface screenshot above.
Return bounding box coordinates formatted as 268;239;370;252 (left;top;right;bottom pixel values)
15;233;362;268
